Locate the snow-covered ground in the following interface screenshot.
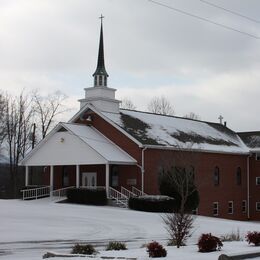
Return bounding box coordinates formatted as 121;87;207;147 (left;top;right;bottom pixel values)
0;198;259;259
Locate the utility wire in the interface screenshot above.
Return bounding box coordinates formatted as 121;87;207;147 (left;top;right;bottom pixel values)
199;0;260;24
148;0;260;39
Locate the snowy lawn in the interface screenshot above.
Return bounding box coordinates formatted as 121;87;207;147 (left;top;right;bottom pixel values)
0;198;260;259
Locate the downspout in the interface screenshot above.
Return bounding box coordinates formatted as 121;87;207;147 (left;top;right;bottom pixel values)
247;154;251;220
141;147;148;193
137;147;148;194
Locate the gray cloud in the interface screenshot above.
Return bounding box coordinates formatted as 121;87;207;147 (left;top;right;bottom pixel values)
0;0;259;131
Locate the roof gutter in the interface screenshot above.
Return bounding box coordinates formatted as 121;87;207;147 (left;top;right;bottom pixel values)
143;144;249;156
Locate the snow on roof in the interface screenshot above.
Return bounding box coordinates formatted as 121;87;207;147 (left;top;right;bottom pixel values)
237;131;260;149
102;110;249;154
63;123;136;164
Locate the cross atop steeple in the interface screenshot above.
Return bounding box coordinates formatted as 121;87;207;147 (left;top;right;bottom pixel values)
93;14;109;87
99;14;104;23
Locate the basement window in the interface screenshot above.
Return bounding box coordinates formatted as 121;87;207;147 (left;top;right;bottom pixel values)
256;202;260;212
213;202;219;216
228;201;234;214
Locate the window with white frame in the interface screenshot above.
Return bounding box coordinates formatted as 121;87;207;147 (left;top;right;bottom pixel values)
242;200;247;213
213;202;219;216
256;202;260;211
256;177;260;185
228;201;234;214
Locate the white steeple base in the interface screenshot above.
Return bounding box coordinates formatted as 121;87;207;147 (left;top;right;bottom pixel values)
79;86;120;113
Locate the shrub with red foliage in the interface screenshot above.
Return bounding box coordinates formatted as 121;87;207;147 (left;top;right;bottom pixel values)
246;231;260;246
146;241;167;258
198;233;223;252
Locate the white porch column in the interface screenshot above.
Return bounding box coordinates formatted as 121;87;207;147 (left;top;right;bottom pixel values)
76;165;80;188
25;166;29;186
50;166;54;196
105;163;109;196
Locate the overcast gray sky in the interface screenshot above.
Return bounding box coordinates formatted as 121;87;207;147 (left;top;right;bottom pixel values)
0;0;260;131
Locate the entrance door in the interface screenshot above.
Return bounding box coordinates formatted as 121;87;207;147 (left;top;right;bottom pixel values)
82;172;97;187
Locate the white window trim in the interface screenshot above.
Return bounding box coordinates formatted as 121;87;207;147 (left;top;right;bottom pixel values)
228;201;234;214
213;202;219;216
242;200;247;213
256;177;260;185
256;202;260;212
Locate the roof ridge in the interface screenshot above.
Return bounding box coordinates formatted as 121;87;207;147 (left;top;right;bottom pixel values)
119;108;227;127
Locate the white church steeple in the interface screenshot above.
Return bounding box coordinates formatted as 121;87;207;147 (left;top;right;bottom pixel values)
79;15;120;113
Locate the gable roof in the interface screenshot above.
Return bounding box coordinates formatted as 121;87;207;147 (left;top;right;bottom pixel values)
20;122;136;166
237;131;260;150
102;109;249;154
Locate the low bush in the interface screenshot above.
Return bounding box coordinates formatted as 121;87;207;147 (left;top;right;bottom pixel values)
106;241;127;251
146;241;167;258
198;233;223;252
67;187;107;205
220;229;242;242
128;195;175;213
71;243;96;255
246;231;260;246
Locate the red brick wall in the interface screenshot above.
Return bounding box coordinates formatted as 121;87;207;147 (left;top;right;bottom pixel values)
144;148;248;220
76;111;142;164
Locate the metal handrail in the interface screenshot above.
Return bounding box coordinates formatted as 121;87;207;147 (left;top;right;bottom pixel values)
51;186;75;199
121;186;136;198
21;186;50;200
132;186;147;197
108;187;128;207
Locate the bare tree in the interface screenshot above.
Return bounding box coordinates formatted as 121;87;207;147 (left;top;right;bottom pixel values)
120;98;136;110
184;112;201;120
32;90;68;139
0;93;6;146
147;96;174;115
3;92;34;196
159;146;200;248
163;212;194;248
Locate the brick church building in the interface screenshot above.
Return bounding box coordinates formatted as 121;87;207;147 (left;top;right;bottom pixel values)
21;19;260;221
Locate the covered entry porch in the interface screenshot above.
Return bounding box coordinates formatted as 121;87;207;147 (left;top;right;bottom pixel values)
20;122;140;200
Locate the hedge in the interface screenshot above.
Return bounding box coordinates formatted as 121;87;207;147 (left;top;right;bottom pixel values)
128;195;175;212
66;187;107;205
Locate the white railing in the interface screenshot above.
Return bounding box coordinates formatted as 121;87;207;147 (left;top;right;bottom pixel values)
108;187;128;207
132;186;147;197
21;186;50;200
121;186;137;198
51;186;75;199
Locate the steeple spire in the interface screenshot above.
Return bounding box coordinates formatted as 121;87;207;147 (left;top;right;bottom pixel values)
93;14;109;87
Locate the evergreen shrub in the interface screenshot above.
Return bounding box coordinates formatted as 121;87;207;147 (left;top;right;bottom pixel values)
71;243;96;255
106;241;127;251
128;195;175;212
67;187;107;205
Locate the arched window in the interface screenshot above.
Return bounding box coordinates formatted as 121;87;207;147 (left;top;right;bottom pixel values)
236;167;242;185
99;75;103;86
214;166;220;186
